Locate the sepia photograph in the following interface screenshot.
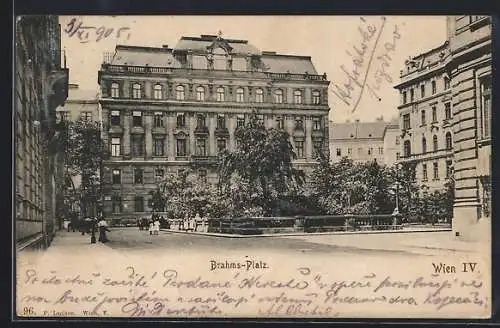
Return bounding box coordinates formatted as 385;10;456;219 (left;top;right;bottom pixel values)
14;15;492;319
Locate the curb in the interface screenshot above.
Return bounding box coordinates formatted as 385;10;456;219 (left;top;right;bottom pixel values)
160;227;452;238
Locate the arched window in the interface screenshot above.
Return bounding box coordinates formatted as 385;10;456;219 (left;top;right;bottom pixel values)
213;48;227;70
196;86;205;101
153;84;162;100
111;82;120;98
444;76;450;89
422;137;427;153
255;88;264;103
216;87;225;102
132;83;142;99
236;88;244;102
431;80;437;94
312;90;321;104
176;85;185;100
432;135;438;151
274;89;283;104
293;90;302;104
403;140;411;157
445;132;452;150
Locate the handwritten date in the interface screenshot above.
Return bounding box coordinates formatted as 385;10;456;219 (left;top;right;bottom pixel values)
64;17;131;43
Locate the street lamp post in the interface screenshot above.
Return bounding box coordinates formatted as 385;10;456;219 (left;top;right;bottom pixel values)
393;163;403;215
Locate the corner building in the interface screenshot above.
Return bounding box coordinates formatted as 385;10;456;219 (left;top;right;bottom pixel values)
98;34;330;219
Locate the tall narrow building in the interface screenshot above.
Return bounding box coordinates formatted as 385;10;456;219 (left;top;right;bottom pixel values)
98;34;330;220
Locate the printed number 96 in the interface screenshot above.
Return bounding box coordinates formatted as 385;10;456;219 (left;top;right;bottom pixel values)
23;307;35;316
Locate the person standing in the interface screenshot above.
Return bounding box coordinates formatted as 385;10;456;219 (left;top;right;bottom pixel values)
98;217;110;243
153;218;160;236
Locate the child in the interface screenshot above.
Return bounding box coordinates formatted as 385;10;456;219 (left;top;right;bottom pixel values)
149;220;154;235
153;219;160;236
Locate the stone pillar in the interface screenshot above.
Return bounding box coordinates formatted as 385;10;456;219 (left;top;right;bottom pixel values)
145;114;153;159
123;111;131;156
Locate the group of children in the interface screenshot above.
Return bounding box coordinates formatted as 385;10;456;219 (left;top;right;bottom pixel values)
148;218;161;235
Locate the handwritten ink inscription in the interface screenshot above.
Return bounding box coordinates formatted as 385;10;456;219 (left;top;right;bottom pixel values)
18;265;488;318
64;17;131;43
330;16;404;113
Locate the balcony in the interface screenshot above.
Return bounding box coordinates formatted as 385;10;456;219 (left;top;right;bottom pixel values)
194;126;209;136
215;127;229;136
108;125;123;135
189;155;218;166
311;128;324;138
399;148;453;162
152;126;167;135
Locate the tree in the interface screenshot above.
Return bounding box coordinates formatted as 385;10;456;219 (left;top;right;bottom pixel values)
65;119;109;218
218;112;304;216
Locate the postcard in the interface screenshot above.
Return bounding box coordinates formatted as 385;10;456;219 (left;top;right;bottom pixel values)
14;15;492;319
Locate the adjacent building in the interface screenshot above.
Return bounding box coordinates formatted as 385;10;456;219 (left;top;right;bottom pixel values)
329;117;399;166
394;41;454;191
15;16;69;248
56;83;99;122
394;15;491;241
98;34;330;219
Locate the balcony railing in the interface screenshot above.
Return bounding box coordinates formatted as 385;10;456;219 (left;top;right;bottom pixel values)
100;63;328;82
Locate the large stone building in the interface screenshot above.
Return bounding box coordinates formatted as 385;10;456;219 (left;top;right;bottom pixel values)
394;16;491;241
447;16;491;241
394;41;454;191
15;16;69;248
329;117;399;166
56;83;99;122
98;34;330;219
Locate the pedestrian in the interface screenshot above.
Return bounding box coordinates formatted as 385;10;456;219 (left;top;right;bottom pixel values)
154;218;160;235
149;219;154;235
97;217;110;243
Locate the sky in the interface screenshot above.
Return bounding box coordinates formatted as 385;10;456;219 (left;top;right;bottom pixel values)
59;15;447;123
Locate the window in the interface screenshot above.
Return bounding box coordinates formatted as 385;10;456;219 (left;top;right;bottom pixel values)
422;164;428;181
336;148;341;156
236;88;244;102
395;136;400;145
403;114;410;130
431;80;436;94
132;111;142;127
313;117;321;131
378;147;383;155
445;103;452;120
153;84;162;99
430;107;437;123
198;169;208;183
153;138;164;156
445;132;452;150
402;91;407;104
444;76;450;89
420;84;425;98
368;148;373;156
446;160;453;178
112;196;122;213
421;110;426;125
62;111;70;121
80;111;92;121
236;114;245;127
294;90;302;104
176;113;186;128
134;167;143;184
432;135;438;151
410;89;414;102
196;86;205;101
217;139;226;152
312;90;321;104
403;140;411;157
111;137;121;156
216;87;225;102
196;114;206;129
134;196;144;212
422;137;427;153
155;168;165;182
480;76;491;138
154;112;164;128
217;114;226;129
348;148;352;155
176;85;185;100
176;138;187;156
132;83;142;99
110;110;120;126
433;162;439;180
295;140;304;158
131;135;144;156
295;117;304;130
112;169;121;184
274;89;283;104
470;15;487;23
111;82;120;98
196;138;207;156
313;141;323;158
255;88;264;103
276;117;284;129
256;114;264;126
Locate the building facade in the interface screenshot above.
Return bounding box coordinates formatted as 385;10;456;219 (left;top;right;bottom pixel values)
98;34;330;219
447;16;492;241
56;84;99;122
329;117;399;166
15;16;69;248
394;41;454;191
